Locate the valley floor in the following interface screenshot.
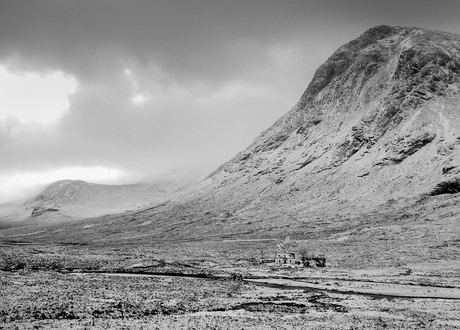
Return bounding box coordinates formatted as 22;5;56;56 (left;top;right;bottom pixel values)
1;242;460;329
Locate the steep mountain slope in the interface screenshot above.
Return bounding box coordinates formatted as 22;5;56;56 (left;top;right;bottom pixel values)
202;25;460;211
1;26;460;250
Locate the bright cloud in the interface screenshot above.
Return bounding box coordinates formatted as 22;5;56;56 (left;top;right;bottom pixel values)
131;93;150;106
0;66;77;124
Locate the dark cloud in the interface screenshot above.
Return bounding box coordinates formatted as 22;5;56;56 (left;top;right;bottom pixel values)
1;0;460;201
0;0;307;80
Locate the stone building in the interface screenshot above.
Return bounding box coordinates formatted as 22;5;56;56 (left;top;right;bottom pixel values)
274;252;300;265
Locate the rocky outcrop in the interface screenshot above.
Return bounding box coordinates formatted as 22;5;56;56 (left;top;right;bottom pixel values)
430;178;460;196
374;132;436;166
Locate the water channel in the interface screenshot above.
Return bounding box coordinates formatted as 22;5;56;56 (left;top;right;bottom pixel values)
67;270;460;300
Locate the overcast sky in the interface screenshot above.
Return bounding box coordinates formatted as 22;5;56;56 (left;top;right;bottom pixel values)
0;0;459;202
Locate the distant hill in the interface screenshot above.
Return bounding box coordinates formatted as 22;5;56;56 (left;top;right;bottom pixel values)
0;167;207;227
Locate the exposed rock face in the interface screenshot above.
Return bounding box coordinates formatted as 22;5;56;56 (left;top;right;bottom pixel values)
430;178;460;196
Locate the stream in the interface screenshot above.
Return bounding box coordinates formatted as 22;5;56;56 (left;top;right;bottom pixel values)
66;270;460;300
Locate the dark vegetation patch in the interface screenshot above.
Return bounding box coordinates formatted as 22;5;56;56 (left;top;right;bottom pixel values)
1;301;79;322
0;270;250;324
208;292;346;314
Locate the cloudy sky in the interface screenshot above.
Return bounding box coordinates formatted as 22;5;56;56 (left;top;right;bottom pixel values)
0;0;459;202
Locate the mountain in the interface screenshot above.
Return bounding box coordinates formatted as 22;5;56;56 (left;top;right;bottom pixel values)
1;26;460;250
0;167;207;226
157;25;460;231
205;25;460;207
0;180;176;226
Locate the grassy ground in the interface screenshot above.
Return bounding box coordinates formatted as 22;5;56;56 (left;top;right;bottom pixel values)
1;242;460;329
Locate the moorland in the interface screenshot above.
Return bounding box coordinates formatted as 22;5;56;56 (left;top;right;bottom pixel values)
1;237;460;329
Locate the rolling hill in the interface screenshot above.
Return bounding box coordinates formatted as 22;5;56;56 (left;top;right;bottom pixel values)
0;167;207;227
